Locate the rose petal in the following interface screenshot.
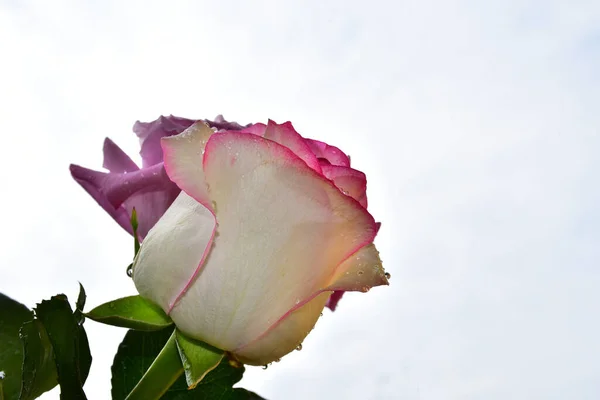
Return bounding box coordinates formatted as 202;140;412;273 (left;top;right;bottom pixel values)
102;138;139;174
205;114;249;131
70;163;179;239
169;132;378;355
133;115;197;167
263;120;321;173
161;121;215;212
233;292;330;365
305;139;351;167
325;291;345;311
238;123;267;136
324;243;389;292
133;191;216;312
70;164;133;235
321;165;368;208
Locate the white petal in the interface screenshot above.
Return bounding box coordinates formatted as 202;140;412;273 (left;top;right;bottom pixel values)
233;292;330;365
132;192;215;312
324;243;389;292
161;121;214;211
169;132;377;352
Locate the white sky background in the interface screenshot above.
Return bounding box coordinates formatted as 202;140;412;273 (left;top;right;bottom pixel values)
1;0;599;399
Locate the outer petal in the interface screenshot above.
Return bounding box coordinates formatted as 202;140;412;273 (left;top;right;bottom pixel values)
133;115;197;167
325;291;345;311
323;243;388;292
161;121;215;212
237;123;267;136
305;139;351;167
169;132;378;358
233;292;331;365
102;138;139;173
70;163;179;239
70;164;133;235
321;165;368;208
133;191;216;312
263;120;321;173
205;114;249;131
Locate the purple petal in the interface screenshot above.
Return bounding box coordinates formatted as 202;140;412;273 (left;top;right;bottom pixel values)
70;163;179;239
72;115;250;240
204;114;251;131
326;291;345;311
102;138;139;173
133;115;198;168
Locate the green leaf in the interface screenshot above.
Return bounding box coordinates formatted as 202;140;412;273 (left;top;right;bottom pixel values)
175;331;223;389
19;320;58;400
86;296;173;331
0;293;34;400
74;283;87;325
75;325;92;386
76;283;86;312
111;328;265;400
188;358;265;400
35;295;91;400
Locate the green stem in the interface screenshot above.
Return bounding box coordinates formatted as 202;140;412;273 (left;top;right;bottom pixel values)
125;330;183;400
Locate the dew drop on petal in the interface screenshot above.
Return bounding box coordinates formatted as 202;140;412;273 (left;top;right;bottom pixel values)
262;365;268;370
274;358;281;363
360;286;370;293
385;272;391;279
357;270;364;276
296;343;303;351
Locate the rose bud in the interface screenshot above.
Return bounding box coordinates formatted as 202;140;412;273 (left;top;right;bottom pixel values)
132;120;389;366
70;115;246;240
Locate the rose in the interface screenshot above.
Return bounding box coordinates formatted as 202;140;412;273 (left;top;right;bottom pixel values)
70;115;370;311
132;120;389;366
70;115;246;240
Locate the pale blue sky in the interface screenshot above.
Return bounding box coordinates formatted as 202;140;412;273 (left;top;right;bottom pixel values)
1;1;599;399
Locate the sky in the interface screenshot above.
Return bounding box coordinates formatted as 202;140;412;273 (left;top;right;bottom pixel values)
1;0;599;399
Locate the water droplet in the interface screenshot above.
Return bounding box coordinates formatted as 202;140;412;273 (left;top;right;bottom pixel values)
357;270;364;276
320;312;323;317
385;272;391;279
274;358;281;363
295;298;300;305
262;365;268;370
126;266;133;277
360;286;370;293
296;344;303;351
